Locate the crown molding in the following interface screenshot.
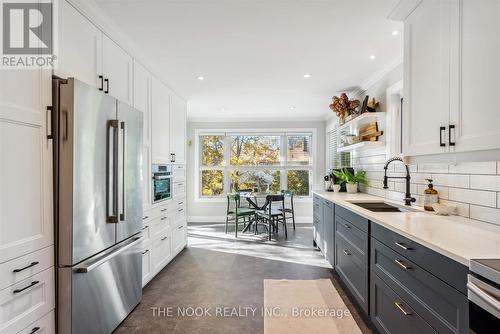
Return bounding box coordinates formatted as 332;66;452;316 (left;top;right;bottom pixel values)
360;59;403;92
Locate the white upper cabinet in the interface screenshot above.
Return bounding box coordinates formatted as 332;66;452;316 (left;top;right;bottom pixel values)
401;0;500;157
57;0;102;88
133;61;151;146
403;0;450;156
102;34;133;105
0;68;53;263
169;94;187;164
151;76;171;164
449;0;500;152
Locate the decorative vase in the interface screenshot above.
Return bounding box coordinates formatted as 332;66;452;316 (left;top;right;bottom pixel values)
333;184;341;193
346;183;358;194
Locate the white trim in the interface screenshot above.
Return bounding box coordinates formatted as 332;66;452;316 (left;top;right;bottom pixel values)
188;116;326;122
360;61;403;92
188;216;313;224
388;0;423;21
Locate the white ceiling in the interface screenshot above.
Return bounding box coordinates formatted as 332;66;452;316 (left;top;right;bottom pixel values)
93;0;403;121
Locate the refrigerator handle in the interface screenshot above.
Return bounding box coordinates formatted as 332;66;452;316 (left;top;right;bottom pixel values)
75;236;143;273
107;120;119;223
119;121;126;221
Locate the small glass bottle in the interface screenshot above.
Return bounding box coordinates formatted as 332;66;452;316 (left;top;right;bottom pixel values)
424;179;439;211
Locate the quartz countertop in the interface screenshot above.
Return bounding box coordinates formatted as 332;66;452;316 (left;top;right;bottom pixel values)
313;190;500;266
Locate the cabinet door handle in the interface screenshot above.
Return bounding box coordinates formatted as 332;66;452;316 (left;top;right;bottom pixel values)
13;281;39;294
30;327;41;334
395;259;411;270
395;242;411;250
104;78;109;94
142;249;149;255
142;226;148;230
343;249;351;256
449;124;456;146
394;302;412;316
46;106;53;140
161;217;167;221
178;208;183;212
98;75;104;91
439;126;446;147
13;261;39;273
161;208;167;212
178;225;183;229
161;236;167;241
343;223;350;229
142;215;149;220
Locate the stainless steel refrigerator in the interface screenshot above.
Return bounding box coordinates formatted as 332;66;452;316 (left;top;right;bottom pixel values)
53;78;143;334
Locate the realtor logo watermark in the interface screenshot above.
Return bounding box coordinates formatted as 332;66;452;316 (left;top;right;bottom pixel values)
1;0;57;68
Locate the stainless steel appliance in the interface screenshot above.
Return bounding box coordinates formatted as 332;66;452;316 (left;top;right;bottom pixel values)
468;259;500;333
152;164;172;204
53;78;143;334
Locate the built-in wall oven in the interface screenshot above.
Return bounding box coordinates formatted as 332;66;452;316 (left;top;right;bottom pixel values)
468;259;500;333
152;164;172;204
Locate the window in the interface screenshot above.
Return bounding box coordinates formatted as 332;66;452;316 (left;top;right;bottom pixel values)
197;130;314;199
327;128;351;171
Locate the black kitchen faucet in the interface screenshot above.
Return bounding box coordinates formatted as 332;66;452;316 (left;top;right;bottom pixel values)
383;157;416;206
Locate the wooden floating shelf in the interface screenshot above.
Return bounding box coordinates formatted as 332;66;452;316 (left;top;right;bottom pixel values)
338;112;386;132
336;141;385;153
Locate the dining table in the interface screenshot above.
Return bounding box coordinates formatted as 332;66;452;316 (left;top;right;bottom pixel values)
238;192;281;233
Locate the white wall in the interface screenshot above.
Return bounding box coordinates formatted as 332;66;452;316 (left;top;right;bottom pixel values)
187;121;326;223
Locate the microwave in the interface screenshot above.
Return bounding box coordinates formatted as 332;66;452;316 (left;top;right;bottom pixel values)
152;164;172;204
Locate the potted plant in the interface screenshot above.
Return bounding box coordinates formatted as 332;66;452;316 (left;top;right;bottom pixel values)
333;169;368;193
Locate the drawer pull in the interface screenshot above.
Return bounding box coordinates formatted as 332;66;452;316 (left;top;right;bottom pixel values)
161;217;167;221
161;236;168;241
142;215;149;220
178;225;184;229
343;249;351;256
178;208;183;212
395;242;411;250
13;280;39;294
395;259;411;270
160;209;167;212
30;327;41;334
178;202;184;205
142;249;149;255
142;226;148;230
394;302;412;316
343;223;350;229
13;261;39;273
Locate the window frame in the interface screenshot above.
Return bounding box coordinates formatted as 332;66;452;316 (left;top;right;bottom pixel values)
194;128;316;202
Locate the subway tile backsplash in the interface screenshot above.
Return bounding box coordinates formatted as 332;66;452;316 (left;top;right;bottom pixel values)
355;156;500;226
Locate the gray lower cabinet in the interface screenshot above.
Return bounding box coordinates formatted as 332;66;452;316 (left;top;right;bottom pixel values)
371;272;438;334
323;201;334;266
334;205;369;314
313;195;322;248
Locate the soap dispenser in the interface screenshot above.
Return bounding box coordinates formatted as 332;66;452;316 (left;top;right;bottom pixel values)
424;179;438;211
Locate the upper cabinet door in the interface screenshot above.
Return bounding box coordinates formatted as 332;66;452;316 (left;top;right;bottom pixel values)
57;0;102;88
0;68;53;263
169;94;187;164
403;0;451;156
133;61;151;146
102;34;133;105
151;77;171;164
449;0;500;152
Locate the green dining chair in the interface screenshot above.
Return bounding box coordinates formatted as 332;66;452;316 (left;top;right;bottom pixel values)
280;190;296;230
225;193;256;237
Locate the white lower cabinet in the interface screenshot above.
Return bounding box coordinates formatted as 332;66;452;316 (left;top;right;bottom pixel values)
0;267;55;334
18;310;54;334
141;247;152;287
172;221;187;256
152;232;172;275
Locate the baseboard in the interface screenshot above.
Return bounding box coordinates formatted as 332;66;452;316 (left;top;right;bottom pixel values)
187;216;313;224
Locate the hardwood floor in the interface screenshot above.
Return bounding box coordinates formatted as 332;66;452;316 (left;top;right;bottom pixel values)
116;223;372;334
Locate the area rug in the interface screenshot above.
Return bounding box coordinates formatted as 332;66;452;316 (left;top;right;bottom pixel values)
263;279;362;334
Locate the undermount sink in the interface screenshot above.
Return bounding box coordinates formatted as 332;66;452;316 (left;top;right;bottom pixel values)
349;202;415;213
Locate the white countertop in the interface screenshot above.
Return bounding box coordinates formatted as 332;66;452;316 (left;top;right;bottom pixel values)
313;190;500;266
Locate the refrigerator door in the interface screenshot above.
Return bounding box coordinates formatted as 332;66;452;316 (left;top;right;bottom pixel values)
116;101;143;242
58;78;118;266
58;234;143;334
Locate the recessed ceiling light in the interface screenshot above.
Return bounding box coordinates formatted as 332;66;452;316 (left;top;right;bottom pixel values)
369;55;376;60
196;76;205;81
303;73;312;78
289;106;296;110
392;30;399;36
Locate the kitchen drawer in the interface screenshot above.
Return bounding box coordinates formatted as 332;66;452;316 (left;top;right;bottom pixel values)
172;198;186;210
151;215;171;240
0;267;55;334
335;216;368;261
371;272;437;334
142;208;153;223
141;221;152;245
151;203;170;219
335;231;369;313
313;195;322;218
371;238;468;334
0;246;53;291
172;164;186;181
18;310;54;334
152;232;172;274
173;181;186;199
335;205;369;233
172;220;187;255
371;223;468;294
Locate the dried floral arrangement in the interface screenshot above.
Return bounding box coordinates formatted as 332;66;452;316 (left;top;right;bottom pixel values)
329;93;360;120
